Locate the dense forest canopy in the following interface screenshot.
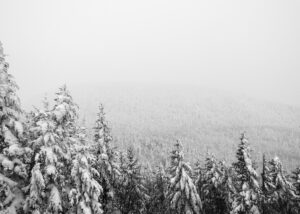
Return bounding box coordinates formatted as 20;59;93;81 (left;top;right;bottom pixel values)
1;43;300;213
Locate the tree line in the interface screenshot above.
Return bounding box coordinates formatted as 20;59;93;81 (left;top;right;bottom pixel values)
1;43;300;214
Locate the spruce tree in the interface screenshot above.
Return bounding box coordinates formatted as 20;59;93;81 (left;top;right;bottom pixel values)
262;156;298;214
145;166;168;214
290;167;300;213
52;85;78;141
115;147;148;214
231;133;260;214
24;107;64;213
24;86;80;213
166;141;202;214
0;42;32;213
196;155;230;214
69;149;103;214
93;104;119;213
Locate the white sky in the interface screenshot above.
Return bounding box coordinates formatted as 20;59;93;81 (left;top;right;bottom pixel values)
0;0;300;106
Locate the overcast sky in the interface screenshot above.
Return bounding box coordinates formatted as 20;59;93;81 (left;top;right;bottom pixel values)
0;0;300;106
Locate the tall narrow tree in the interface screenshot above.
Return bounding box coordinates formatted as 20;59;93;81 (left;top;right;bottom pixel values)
231;133;260;214
263;157;298;214
166;141;202;214
196;155;230;214
93;104;119;213
0;42;32;213
115;147;148;214
69;149;103;214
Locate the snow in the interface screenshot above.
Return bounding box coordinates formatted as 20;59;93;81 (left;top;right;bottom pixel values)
1;158;14;171
48;185;62;212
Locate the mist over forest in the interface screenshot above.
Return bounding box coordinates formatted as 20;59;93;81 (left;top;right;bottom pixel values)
22;83;300;171
1;0;300;213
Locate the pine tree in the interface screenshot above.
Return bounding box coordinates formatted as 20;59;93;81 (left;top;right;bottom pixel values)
166;141;202;214
69;149;103;214
196;154;231;214
25;86;80;213
0;42;32;213
24;107;64;213
290;167;300;213
115;147;148;214
231;133;260;214
145;166;168;214
52;85;78;140
92;104;119;213
262;156;298;214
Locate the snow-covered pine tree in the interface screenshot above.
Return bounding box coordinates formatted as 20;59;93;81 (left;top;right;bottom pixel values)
69;148;103;214
24;106;64;214
25;86;80;213
0;42;32;213
166;141;202;214
52;85;78;141
231;133;260;214
262;156;298;214
196;154;230;214
290;167;300;213
145;166;168;214
92;104;119;213
115;147;148;214
291;167;300;195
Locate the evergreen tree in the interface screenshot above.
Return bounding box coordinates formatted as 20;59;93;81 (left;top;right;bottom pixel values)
52;85;78;140
115;147;148;214
145;166;168;214
291;167;300;194
24;107;64;213
262;156;298;214
69;149;103;214
231;133;260;214
92;104;119;213
196;155;231;214
166;141;202;214
25;86;80;213
0;42;32;213
290;167;300;213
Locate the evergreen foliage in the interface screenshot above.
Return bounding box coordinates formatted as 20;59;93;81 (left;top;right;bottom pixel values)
166;141;202;214
144;166;168;214
0;42;31;213
262;156;298;214
92;104;119;213
115;147;148;214
69;150;103;214
196;155;231;214
231;133;260;214
2;41;300;213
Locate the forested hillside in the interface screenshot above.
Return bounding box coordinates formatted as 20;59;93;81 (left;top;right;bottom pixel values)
2;43;300;213
24;83;300;171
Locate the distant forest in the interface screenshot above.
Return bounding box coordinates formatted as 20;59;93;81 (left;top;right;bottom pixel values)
1;43;300;214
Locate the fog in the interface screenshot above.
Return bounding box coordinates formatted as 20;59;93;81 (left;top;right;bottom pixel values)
1;0;300;106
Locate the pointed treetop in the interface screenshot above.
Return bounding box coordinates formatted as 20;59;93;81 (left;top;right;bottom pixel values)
171;140;184;161
240;132;248;144
0;41;3;57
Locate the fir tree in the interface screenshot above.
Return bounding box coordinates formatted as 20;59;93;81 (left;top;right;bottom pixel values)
166;141;202;214
145;166;168;214
290;167;300;213
231;133;260;214
92;104;119;213
25;86;80;213
0;42;32;213
262;156;298;214
52;85;78;140
115;147;148;214
196;155;231;214
24;107;64;213
69;149;103;214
